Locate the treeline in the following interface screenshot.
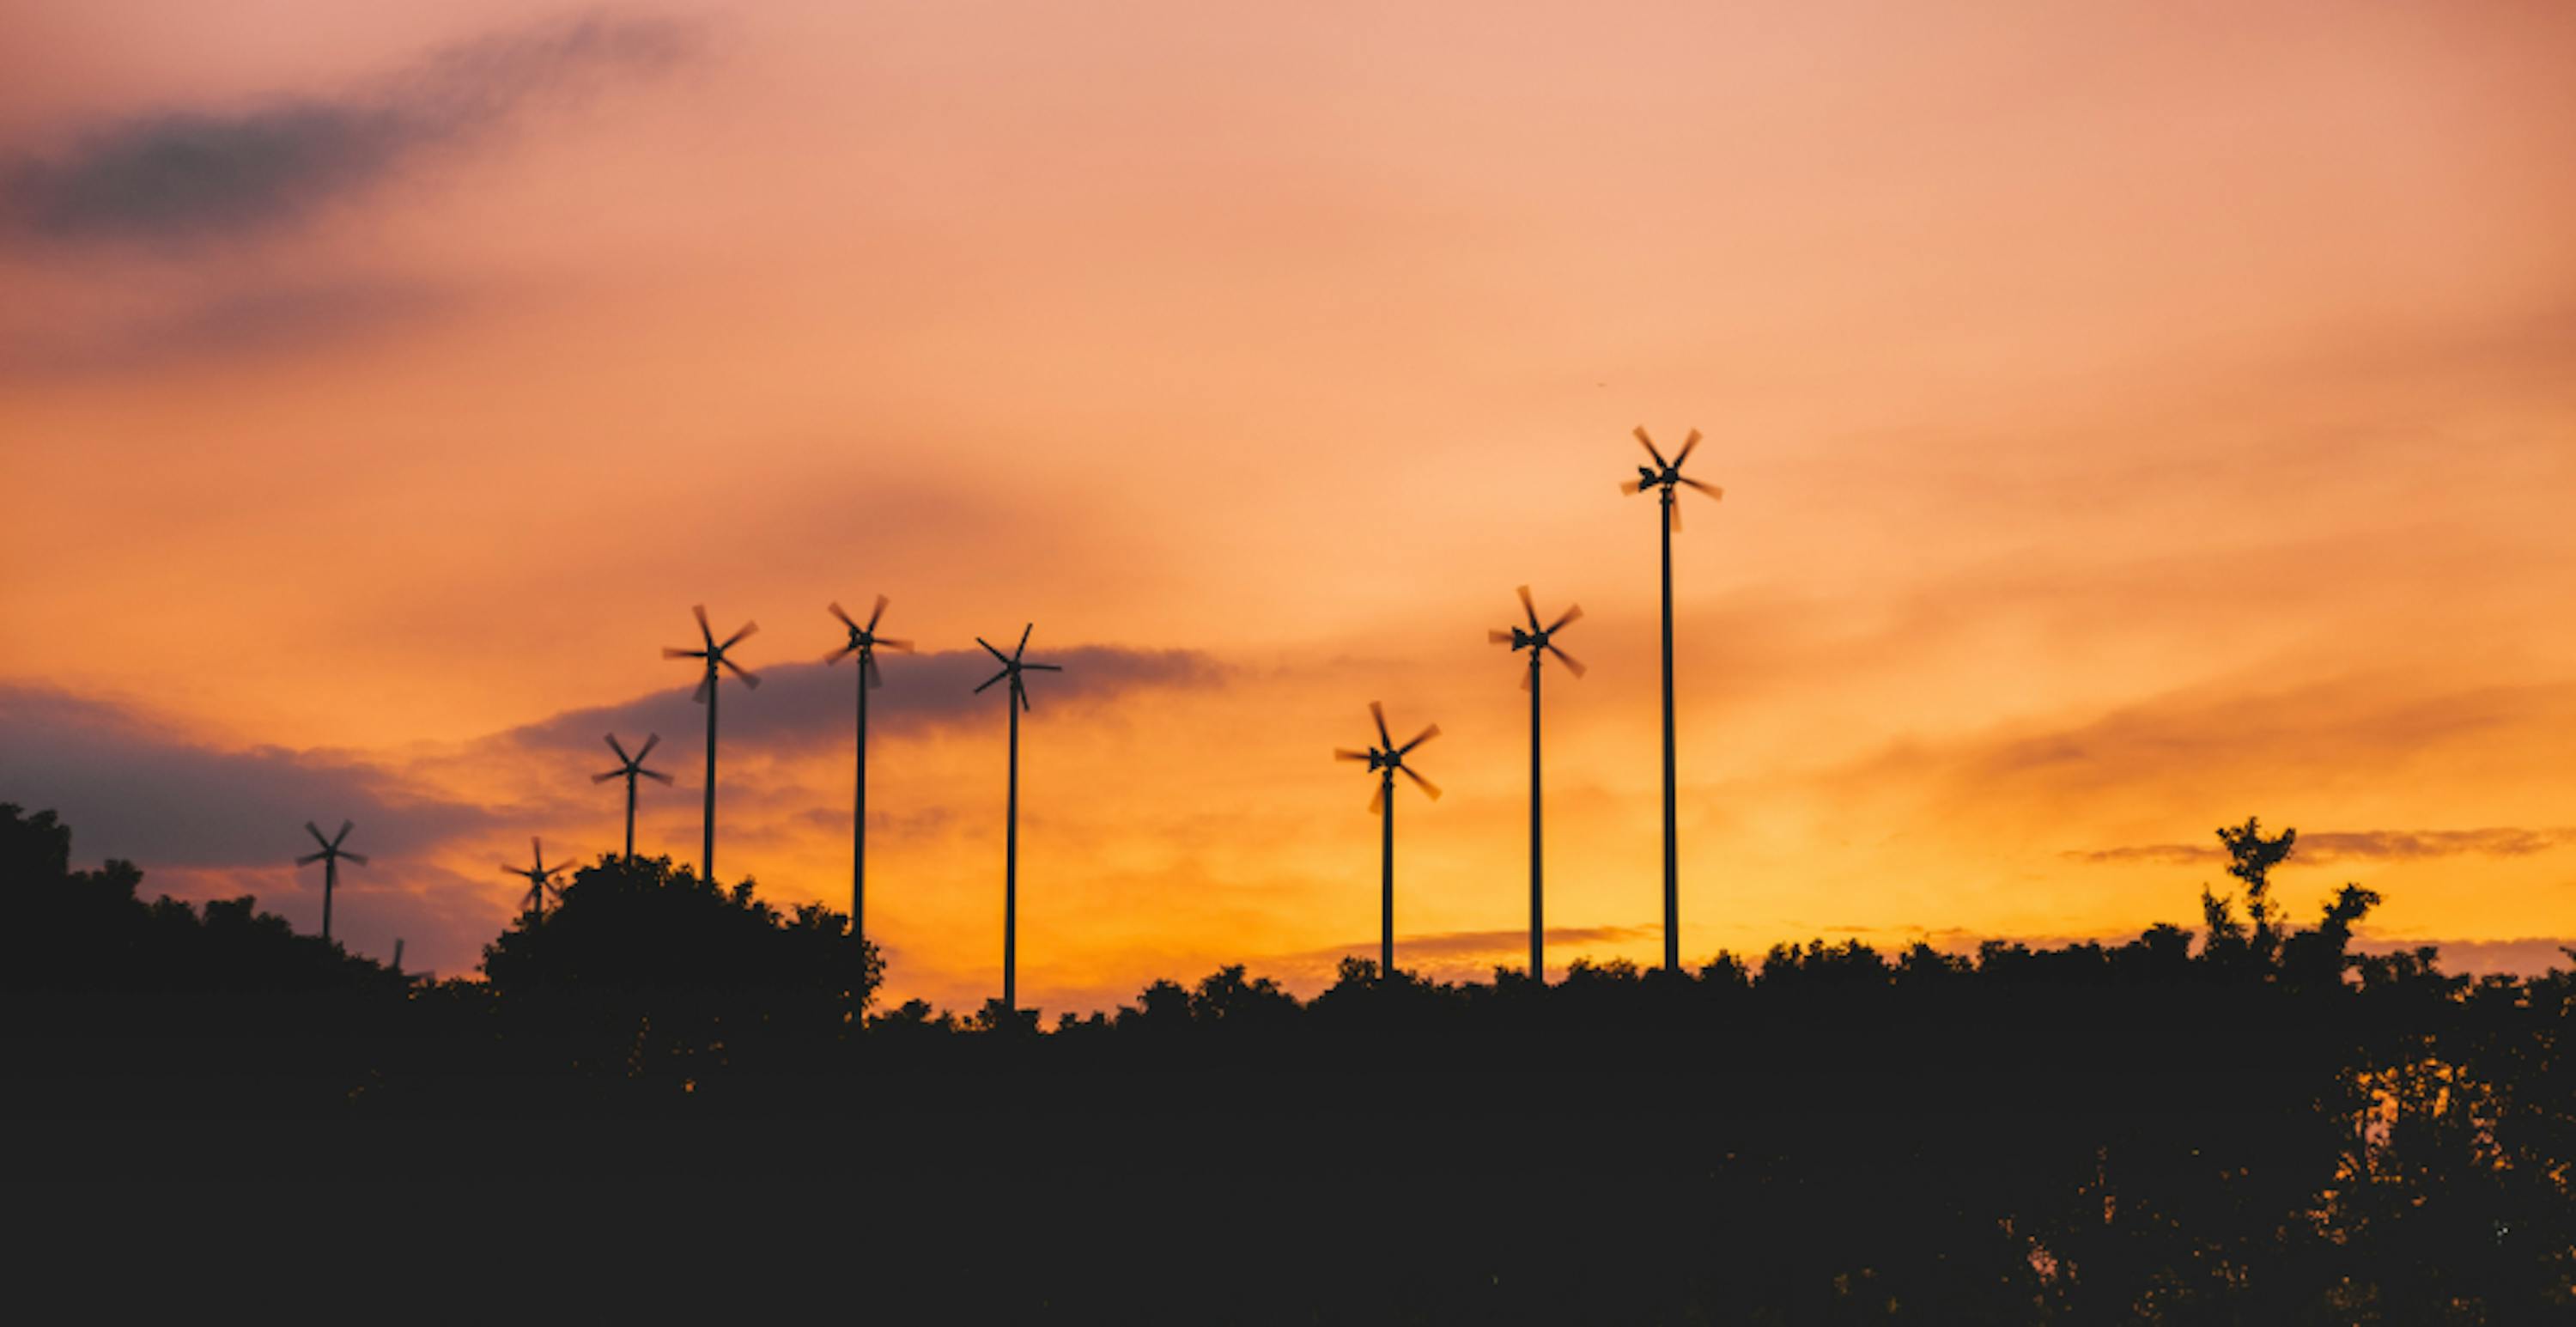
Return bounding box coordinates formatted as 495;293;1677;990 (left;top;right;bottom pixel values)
6;801;2572;1322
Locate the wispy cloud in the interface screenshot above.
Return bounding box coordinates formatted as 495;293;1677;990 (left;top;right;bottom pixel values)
0;277;468;376
500;645;1227;761
2070;826;2576;868
2;12;697;245
0;685;496;869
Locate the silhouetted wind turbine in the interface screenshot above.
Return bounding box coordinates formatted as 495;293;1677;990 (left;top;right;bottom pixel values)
1622;426;1722;972
1491;586;1583;982
593;733;671;861
505;837;575;921
975;624;1060;1012
663;605;759;883
296;819;365;941
1334;702;1440;977
826;595;912;959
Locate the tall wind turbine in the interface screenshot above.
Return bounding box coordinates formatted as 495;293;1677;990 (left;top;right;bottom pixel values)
1622;426;1722;972
663;605;760;883
296;820;366;941
826;595;911;958
974;624;1060;1013
1491;586;1583;982
593;733;671;861
1334;703;1440;977
505;837;576;921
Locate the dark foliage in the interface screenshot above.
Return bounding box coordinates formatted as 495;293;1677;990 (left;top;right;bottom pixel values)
7;803;2572;1323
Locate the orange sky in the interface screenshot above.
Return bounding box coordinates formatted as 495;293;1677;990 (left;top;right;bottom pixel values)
3;1;2573;1012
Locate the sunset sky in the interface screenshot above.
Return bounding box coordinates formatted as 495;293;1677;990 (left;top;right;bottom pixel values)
3;1;2572;1013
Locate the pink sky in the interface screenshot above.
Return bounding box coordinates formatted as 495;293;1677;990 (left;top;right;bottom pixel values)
3;1;2572;1011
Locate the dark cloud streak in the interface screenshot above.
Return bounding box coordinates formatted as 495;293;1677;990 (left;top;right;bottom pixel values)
0;685;498;869
503;646;1226;762
2;12;696;245
2071;826;2576;867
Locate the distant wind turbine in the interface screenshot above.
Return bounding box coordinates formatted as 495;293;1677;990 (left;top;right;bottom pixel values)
663;605;760;883
1334;702;1440;977
505;837;574;920
1621;426;1722;972
1491;586;1583;982
974;624;1060;1013
826;595;912;959
593;733;671;861
296;819;366;941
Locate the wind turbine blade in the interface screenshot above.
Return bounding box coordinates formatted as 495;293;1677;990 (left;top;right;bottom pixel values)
297;850;327;866
876;636;914;653
605;734;631;763
975;667;1011;694
1546;642;1588;678
1679;476;1723;501
505;863;523;877
723;656;762;689
828;600;859;631
826;642;859;666
719;621;758;652
1401;766;1443;800
693;604;713;645
1022;662;1061;673
1546;603;1583;633
862;652;884;690
976;636;1011;664
636;734;660;762
1333;747;1371;762
1633;426;1668;468
306;821;329;847
1489;629;1515;645
531;837;543;869
693;673;714;705
1368;782;1384;816
663;647;706;660
1014;624;1032;660
335;820;355;847
1620;478;1646;495
1516;584;1539;629
1017;679;1032;712
594;770;622;783
641;768;674;785
1674;429;1701;466
1669;501;1682;533
1370;701;1391;749
1519;667;1533;692
867;594;890;631
1400;724;1440;754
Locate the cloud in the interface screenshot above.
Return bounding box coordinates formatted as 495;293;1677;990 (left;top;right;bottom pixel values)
500;644;1227;761
1;12;696;245
0;278;468;376
0;685;497;869
2352;937;2576;978
2069;826;2576;868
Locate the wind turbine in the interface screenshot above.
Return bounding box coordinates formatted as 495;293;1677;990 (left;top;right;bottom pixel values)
1622;426;1722;972
1334;702;1440;977
1491;586;1583;983
593;734;671;861
663;605;760;884
505;837;575;921
826;595;912;958
974;624;1060;1013
296;819;365;941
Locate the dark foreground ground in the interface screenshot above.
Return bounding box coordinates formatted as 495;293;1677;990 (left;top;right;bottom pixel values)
12;981;2567;1325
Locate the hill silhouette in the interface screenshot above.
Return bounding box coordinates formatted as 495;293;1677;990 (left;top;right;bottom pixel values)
4;801;2569;1322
